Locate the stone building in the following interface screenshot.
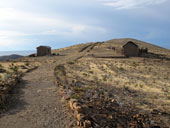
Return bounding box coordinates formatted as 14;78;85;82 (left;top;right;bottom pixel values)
123;41;139;57
37;46;51;56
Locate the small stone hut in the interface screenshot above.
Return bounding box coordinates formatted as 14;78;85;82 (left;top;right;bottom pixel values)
37;46;51;56
123;41;139;57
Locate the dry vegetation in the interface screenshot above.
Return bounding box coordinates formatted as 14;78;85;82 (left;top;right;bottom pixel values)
53;39;170;127
68;57;170;108
0;61;39;81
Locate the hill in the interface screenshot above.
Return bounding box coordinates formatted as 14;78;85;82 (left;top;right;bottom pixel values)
0;38;170;128
0;54;23;61
52;38;170;59
52;38;170;127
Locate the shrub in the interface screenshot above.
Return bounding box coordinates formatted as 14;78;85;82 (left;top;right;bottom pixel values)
139;84;144;88
55;64;66;76
0;75;2;81
25;61;30;66
20;65;27;69
0;68;6;73
71;93;80;99
134;84;138;88
73;86;86;92
9;63;19;74
167;94;170;100
67;61;75;65
83;73;88;76
103;75;107;81
119;67;125;71
89;71;94;74
131;62;138;67
4;72;12;81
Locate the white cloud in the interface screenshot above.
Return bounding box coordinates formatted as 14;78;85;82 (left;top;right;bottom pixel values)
0;8;106;49
98;0;167;9
0;30;28;37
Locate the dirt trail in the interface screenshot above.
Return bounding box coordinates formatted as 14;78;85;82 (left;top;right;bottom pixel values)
0;63;75;128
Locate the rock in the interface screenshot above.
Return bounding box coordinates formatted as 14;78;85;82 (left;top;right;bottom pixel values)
73;102;81;110
77;121;80;126
69;101;73;110
69;99;77;110
0;93;6;102
108;115;113;119
83;120;91;128
65;95;71;100
110;98;115;103
151;120;155;126
73;101;78;109
67;90;75;97
2;87;9;93
77;114;85;121
77;121;84;127
75;106;83;113
37;89;42;93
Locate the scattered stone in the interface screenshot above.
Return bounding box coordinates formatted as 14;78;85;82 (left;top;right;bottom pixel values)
37;89;42;93
77;114;85;121
83;120;91;128
69;99;77;110
75;106;83;113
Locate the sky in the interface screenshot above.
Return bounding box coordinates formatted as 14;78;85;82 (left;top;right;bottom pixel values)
0;0;170;51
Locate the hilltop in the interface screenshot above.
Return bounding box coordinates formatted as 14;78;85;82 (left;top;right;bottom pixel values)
0;38;170;128
52;38;170;60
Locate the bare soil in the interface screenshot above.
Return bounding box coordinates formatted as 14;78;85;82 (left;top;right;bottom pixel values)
0;63;76;128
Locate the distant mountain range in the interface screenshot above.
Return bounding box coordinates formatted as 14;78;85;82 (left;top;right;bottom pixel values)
0;54;23;61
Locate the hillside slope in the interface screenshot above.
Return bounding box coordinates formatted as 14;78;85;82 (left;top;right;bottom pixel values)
0;38;169;128
52;38;170;58
52;38;170;127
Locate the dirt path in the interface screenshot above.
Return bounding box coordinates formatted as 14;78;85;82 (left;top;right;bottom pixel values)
0;63;76;128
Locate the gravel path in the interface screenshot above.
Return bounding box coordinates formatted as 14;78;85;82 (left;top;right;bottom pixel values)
0;64;76;128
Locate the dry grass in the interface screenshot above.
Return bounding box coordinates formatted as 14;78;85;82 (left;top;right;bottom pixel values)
64;57;170;113
0;61;39;82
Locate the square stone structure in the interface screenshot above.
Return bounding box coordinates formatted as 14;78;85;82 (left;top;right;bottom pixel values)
37;46;51;56
123;41;139;57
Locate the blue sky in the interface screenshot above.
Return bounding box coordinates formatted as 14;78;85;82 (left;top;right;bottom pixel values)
0;0;170;51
